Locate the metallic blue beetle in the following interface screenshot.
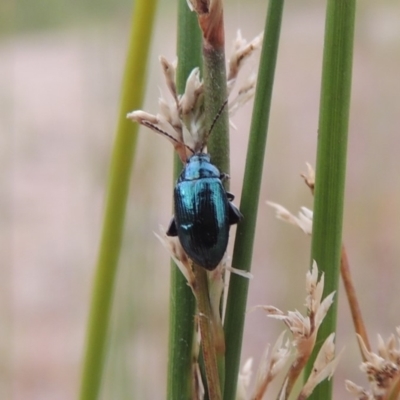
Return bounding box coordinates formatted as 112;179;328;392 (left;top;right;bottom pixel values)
166;152;242;270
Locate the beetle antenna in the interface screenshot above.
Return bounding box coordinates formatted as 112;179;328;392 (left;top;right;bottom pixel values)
142;121;195;154
201;99;228;151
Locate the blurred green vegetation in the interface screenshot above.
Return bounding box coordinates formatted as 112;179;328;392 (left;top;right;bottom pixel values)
4;0;400;398
0;0;391;36
1;0;134;34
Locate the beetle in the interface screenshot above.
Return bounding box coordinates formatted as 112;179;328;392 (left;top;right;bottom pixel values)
141;100;243;270
166;152;242;270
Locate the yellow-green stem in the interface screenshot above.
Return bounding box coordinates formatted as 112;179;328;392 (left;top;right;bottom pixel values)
79;1;158;399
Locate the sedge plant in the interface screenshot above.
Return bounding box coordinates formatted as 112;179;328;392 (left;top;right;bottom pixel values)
80;0;371;399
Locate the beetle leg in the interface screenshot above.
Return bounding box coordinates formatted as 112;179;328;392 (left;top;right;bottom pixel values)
226;191;235;201
166;217;178;236
220;173;230;181
228;202;243;225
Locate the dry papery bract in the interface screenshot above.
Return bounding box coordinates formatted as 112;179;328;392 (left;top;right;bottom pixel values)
155;226;195;288
267;201;313;236
126;31;262;163
267;163;315;236
238;262;340;400
268;163;396;399
346;330;400;400
300;162;315;193
192;317;205;400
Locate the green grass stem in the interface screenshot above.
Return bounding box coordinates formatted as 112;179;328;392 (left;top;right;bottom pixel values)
223;1;285;399
167;1;202;399
78;1;158;399
192;3;231;395
200;16;230;399
203;46;230;180
307;0;356;399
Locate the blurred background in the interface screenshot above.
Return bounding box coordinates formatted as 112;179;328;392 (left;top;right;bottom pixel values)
2;0;400;398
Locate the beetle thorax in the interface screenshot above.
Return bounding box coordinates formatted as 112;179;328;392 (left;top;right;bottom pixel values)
180;153;221;181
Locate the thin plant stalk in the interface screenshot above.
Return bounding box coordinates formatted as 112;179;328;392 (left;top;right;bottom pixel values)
189;0;230;394
388;379;400;400
223;1;285;399
202;43;230;178
193;0;230;176
199;9;229;397
193;264;222;400
340;246;371;356
78;1;158;399
307;0;356;398
167;1;202;398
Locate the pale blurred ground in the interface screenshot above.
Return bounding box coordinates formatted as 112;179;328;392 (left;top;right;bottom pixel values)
2;0;400;399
